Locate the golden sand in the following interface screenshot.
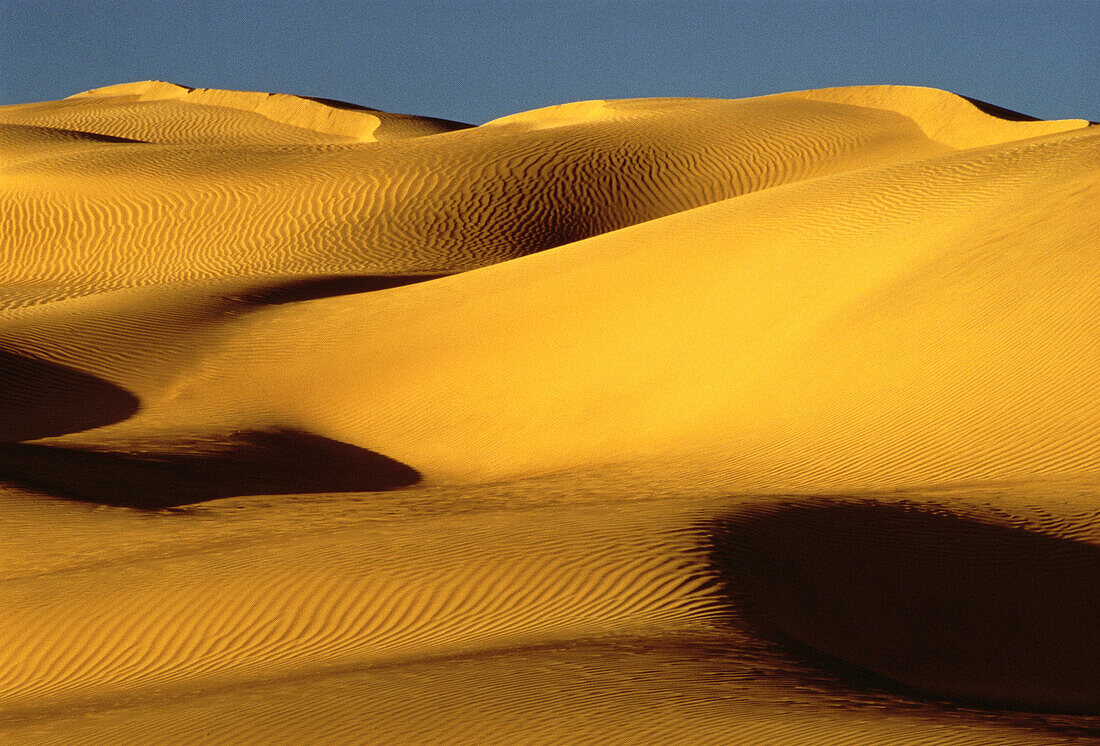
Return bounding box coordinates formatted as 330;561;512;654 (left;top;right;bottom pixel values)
0;83;1097;743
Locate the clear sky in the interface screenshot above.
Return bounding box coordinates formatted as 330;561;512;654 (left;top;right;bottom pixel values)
2;1;1096;124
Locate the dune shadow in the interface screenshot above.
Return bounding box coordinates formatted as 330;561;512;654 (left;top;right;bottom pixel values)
0;349;141;441
228;273;447;307
297;96;385;113
298;96;475;131
961;96;1041;122
0;430;420;509
704;500;1100;715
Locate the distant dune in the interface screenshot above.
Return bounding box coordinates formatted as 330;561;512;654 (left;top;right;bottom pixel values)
0;83;1097;744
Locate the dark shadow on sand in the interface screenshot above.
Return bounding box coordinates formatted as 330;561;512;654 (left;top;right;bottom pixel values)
297;96;384;113
961;96;1042;122
298;96;475;131
228;273;448;307
0;349;141;441
703;500;1100;715
0;430;420;509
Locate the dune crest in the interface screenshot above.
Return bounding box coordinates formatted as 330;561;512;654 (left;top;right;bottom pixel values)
0;80;471;145
1;83;1097;743
786;84;1088;147
9;83;1086;306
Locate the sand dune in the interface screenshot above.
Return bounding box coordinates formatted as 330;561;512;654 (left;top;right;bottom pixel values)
0;80;472;144
1;84;1097;743
6;84;1083;306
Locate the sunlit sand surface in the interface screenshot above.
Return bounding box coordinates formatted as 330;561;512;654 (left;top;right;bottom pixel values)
1;82;1097;744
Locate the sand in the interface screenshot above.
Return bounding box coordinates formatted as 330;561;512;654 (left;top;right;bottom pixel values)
0;82;1097;744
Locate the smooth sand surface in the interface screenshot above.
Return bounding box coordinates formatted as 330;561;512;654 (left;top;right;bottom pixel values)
1;83;1097;744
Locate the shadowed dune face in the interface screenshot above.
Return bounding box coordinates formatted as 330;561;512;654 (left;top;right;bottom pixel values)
228;273;447;306
0;430;419;509
0;349;140;441
961;96;1041;122
707;501;1100;715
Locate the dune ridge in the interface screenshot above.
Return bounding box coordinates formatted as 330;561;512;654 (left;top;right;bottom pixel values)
2;80;472;144
1;83;1097;743
4;85;1085;306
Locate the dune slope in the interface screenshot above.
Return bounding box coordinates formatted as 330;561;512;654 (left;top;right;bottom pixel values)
4;84;1083;305
0;84;1097;744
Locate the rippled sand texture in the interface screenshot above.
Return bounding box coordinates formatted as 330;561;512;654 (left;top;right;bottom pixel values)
1;82;1098;744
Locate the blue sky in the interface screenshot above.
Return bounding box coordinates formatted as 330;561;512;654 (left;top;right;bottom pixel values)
2;1;1096;123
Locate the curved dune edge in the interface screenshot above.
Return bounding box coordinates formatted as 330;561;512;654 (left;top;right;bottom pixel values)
2;83;1087;305
1;84;1099;742
9;124;1091;490
68;80;475;141
709;500;1100;714
0;80;471;144
484;85;1088;148
783;85;1088;148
